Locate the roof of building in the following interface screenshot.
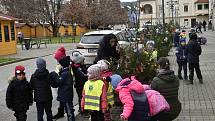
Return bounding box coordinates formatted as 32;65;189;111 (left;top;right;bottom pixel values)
15;23;50;28
195;0;209;3
0;14;21;21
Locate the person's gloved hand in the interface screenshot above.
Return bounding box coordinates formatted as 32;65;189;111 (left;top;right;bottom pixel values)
106;76;111;82
55;64;62;74
102;109;107;114
81;107;84;113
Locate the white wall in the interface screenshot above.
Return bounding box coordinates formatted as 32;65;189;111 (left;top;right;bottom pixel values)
140;0;209;28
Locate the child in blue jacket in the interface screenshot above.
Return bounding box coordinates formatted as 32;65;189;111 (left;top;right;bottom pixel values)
175;41;188;80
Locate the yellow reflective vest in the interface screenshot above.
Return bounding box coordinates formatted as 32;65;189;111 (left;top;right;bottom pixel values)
84;80;104;111
145;50;158;61
107;82;114;106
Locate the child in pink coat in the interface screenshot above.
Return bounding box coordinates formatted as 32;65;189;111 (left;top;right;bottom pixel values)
111;75;169;121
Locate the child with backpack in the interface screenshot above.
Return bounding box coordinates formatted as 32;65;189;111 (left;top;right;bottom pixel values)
53;47;75;121
110;75;170;121
70;51;88;113
81;64;107;121
6;65;33;121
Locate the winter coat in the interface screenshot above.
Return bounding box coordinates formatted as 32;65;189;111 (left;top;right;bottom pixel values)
142;85;170;116
81;79;107;111
94;37;120;63
203;21;207;26
180;32;187;43
30;68;53;102
174;32;180;46
72;64;88;90
187;39;202;63
101;70;113;90
6;78;33;111
175;45;188;62
52;67;74;102
150;70;181;121
115;77;145;119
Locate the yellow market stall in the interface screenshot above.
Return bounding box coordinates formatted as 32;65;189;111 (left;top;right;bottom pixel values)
16;23;87;37
0;15;19;56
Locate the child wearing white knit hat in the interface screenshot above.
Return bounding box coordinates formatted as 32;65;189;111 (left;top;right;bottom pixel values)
81;64;108;121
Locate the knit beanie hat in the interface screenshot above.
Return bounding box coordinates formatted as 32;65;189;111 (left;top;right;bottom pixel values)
110;74;122;89
71;51;85;64
146;40;155;46
97;59;110;71
54;47;66;62
87;64;102;80
15;65;25;75
59;56;71;68
157;57;170;70
36;58;46;69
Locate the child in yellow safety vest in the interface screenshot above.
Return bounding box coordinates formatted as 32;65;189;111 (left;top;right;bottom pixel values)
145;41;158;62
97;60;114;121
81;64;108;121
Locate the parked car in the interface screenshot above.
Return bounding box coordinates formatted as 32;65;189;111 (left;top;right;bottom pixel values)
74;30;130;64
189;28;207;45
197;35;207;45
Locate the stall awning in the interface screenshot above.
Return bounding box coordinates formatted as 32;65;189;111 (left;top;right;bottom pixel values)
0;14;21;21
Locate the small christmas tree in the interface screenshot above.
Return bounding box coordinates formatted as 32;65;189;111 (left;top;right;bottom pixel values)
110;23;174;84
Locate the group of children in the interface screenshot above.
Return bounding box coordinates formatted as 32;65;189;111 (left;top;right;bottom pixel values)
6;46;173;121
6;47;85;121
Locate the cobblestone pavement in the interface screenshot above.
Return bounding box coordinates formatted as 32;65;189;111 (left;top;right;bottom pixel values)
75;31;215;121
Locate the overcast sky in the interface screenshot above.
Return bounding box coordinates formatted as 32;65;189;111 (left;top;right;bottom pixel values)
120;0;137;2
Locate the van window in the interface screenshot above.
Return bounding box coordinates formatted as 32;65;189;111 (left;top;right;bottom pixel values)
81;35;104;44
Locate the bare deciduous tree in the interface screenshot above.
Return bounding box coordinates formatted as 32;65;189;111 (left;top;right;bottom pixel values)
63;0;128;28
0;0;128;34
0;0;66;37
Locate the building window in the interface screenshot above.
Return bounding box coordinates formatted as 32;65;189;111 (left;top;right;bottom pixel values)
184;19;189;26
4;25;10;42
204;4;209;9
143;4;153;14
184;5;188;12
198;4;202;10
0;23;2;42
10;22;15;40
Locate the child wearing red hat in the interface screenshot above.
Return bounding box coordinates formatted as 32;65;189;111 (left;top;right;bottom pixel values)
6;65;33;121
52;47;76;121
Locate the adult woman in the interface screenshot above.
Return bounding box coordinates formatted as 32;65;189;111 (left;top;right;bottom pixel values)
150;57;181;121
94;34;120;64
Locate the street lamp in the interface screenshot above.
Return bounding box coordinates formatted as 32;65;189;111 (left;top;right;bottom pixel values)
166;0;178;25
162;0;165;26
72;22;77;36
72;22;77;43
